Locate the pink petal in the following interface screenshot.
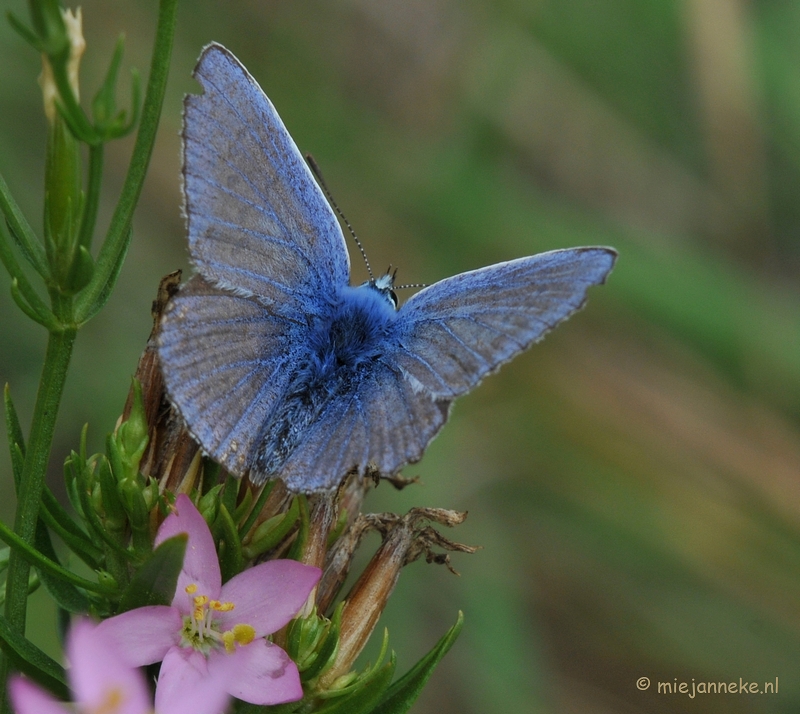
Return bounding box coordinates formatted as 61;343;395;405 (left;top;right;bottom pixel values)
155;646;232;714
219;561;321;635
95;606;181;667
156;494;221;606
8;677;69;714
209;640;303;705
66;619;152;714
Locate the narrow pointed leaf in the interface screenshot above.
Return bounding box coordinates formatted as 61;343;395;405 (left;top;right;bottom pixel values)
117;534;186;613
0;223;56;329
6;12;44;51
301;606;343;683
316;656;397;714
116;68;142;138
40;486;103;566
3;384;25;456
64;245;95;294
34;520;92;614
75;226;131;324
0;518;112;595
92;34;125;127
10;279;57;329
370;612;464;714
241;496;300;560
213;504;243;583
0;612;67;698
0;165;47;276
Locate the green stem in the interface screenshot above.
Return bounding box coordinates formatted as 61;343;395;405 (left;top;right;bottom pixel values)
3;314;76;632
0;305;76;707
75;0;179;322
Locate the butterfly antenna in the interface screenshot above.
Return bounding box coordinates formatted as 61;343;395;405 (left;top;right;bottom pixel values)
394;282;428;290
306;153;373;280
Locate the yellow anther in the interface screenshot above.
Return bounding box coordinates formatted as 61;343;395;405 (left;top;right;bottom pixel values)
222;630;236;654
232;624;256;646
216;602;235;612
193;595;209;606
185;583;198;594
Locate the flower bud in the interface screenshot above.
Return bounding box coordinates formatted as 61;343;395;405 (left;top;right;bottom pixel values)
319;508;476;688
39;8;84;124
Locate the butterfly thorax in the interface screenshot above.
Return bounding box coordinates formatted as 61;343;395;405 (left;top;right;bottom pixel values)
253;283;397;479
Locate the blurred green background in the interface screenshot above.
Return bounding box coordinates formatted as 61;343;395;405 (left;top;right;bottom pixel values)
3;0;800;712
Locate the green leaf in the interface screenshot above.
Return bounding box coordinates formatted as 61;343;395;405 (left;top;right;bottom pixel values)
5;383;25;491
238;480;275;539
370;612;464;714
0;517;112;595
117;534;186;613
63;245;95;295
4;384;25;456
9;278;57;329
92;35;126;128
75;225;131;324
0;219;56;330
97;450;126;528
300;604;343;683
0;612;68;699
34;520;91;614
220;472;240;519
242;496;300;561
70;453;134;561
287;495;310;561
0;169;48;277
40;486;103;568
316;655;397;714
214;504;244;583
6;12;45;52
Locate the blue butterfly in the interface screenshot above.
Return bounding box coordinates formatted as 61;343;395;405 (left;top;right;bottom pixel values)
158;44;617;492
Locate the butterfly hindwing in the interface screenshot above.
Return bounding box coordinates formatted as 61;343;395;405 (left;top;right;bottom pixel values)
393;248;617;399
183;44;350;312
159;276;295;476
276;363;450;492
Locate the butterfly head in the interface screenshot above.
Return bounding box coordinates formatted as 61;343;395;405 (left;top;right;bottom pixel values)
363;268;398;309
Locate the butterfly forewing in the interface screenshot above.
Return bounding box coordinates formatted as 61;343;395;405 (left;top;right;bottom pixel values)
394;248;617;399
183;44;350;308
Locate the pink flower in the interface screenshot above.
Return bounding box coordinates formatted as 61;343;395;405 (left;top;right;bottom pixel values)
98;494;321;714
9;619;152;714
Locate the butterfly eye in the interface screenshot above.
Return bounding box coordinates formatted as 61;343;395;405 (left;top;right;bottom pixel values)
388;290;398;308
